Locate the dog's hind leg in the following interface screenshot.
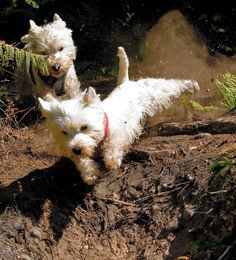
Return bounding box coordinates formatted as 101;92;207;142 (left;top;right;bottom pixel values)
117;47;129;85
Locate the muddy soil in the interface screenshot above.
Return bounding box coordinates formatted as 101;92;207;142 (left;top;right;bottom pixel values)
0;84;236;260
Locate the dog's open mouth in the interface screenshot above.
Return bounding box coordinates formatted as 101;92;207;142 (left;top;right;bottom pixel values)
38;71;58;86
37;71;66;96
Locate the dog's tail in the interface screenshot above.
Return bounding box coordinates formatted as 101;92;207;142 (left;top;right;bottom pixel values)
117;47;129;85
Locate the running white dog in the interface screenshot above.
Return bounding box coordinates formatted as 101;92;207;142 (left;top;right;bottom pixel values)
38;47;199;185
17;13;80;100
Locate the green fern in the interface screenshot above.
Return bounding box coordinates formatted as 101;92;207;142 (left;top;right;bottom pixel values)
209;156;236;175
209;156;236;187
0;40;48;75
216;72;236;110
188;100;216;112
190;72;236;112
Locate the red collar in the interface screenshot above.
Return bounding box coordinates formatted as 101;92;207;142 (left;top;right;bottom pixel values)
103;112;109;143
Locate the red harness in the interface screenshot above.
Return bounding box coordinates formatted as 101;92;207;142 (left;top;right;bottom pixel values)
103;112;109;143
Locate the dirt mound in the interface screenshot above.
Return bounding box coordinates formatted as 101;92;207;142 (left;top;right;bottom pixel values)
0;116;236;259
130;10;236;124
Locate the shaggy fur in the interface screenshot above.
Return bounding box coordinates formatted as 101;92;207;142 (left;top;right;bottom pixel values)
16;13;80;100
38;47;199;185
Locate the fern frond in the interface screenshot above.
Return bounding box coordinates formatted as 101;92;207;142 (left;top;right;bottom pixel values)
15;48;25;71
190;72;236;113
25;51;31;73
216;72;236;110
209;156;236;187
33;54;49;74
189;100;216;112
0;40;48;75
209;156;233;175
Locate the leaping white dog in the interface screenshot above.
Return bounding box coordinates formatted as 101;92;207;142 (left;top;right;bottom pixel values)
38;47;199;185
17;13;80;100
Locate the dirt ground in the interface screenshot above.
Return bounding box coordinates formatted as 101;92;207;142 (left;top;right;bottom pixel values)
0;81;236;260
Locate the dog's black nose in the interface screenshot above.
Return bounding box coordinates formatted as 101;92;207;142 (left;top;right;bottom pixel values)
52;64;60;72
72;147;82;155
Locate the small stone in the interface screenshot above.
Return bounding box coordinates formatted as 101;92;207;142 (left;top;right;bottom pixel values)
165;218;179;231
30;228;42;239
20;253;32;260
183;204;195;220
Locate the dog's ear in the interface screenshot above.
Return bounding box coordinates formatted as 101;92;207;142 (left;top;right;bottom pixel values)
29;20;38;30
53;13;66;27
88;86;97;99
53;13;62;22
38;98;52;117
29;20;41;34
83;87;99;106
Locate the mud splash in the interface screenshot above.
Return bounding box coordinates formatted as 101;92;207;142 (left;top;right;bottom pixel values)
130;10;236;125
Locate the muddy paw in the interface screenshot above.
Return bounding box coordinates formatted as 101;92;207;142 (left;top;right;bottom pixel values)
80;169;101;185
81;173;99;185
105;159;120;170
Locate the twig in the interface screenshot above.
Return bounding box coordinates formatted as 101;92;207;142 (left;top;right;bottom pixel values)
17;106;36;124
195;208;213;215
200;189;228;199
135;186;184;204
217;241;235;260
177;183;190;197
199;140;214;153
208;190;228;195
111;199;136;206
97;196;137;207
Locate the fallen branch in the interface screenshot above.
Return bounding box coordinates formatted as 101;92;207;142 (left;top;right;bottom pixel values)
152;116;236;136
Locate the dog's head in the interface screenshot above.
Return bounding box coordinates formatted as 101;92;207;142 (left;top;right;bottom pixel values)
38;87;106;160
21;14;76;78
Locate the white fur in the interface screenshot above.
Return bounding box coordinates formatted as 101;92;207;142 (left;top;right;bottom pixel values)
17;13;80;100
38;47;199;185
117;46;129;85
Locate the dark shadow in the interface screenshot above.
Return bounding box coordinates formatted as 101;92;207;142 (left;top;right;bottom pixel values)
164;168;236;260
0;157;92;241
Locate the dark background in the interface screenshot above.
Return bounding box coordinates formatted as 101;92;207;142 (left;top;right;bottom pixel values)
0;0;236;79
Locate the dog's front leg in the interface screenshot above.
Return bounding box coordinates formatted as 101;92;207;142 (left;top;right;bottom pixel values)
74;157;101;185
103;147;124;171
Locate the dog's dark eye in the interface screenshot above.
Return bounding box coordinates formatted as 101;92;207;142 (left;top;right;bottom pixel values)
81;125;88;132
59;47;64;51
62;130;68;136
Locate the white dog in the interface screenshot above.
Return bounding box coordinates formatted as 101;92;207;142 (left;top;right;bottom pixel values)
16;13;80;100
38;47;199;185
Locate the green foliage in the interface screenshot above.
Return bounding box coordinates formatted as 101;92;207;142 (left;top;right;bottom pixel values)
0;41;48;75
216;72;236;110
190;72;236;113
25;0;39;9
188;100;215;112
188;155;236;259
209;156;236;187
189;242;200;256
209;156;235;175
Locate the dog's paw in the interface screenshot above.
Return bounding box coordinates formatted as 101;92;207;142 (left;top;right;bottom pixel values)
81;174;99;185
81;170;101;185
76;157;101;185
105;159;121;170
185;80;200;93
80;166;101;185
